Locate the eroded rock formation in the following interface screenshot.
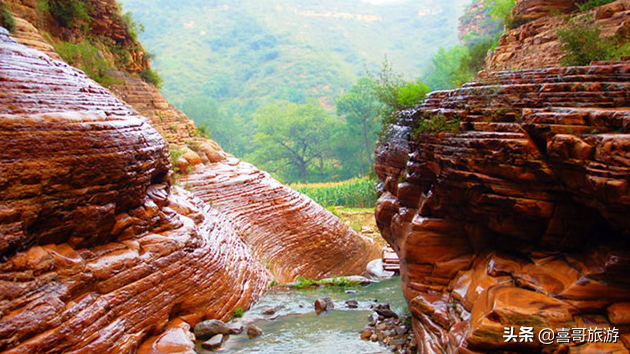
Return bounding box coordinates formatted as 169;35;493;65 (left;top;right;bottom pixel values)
375;61;630;353
0;28;270;352
488;0;630;71
0;5;381;350
183;160;381;283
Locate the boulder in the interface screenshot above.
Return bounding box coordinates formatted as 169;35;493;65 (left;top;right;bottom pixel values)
247;324;263;339
201;335;223;350
193;320;242;340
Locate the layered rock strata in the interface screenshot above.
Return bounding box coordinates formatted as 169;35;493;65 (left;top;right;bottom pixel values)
375;61;630;353
0;29;270;352
0;12;382;351
183;160;381;283
488;0;630;71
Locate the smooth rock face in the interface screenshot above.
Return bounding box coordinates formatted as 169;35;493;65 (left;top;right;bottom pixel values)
0;28;169;256
182;160;381;283
0;29;270;353
375;61;630;353
488;0;630;71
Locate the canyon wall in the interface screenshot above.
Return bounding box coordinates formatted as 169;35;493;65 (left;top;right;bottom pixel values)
488;0;630;70
0;28;270;352
375;61;630;353
0;2;380;351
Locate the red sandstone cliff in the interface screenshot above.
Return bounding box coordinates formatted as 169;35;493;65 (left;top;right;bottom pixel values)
0;28;270;352
375;61;630;353
488;0;630;70
0;1;381;352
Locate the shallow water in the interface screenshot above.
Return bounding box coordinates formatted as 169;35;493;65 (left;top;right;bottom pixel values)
196;277;406;353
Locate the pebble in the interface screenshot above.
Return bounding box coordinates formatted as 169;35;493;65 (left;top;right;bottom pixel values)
359;303;417;354
345;299;359;308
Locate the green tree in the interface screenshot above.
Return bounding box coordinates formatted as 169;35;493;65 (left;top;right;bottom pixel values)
483;0;515;25
422;46;472;91
249;100;338;182
369;58;431;130
336;78;381;170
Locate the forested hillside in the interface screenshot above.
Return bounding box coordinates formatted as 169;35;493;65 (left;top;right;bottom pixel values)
118;0;469;162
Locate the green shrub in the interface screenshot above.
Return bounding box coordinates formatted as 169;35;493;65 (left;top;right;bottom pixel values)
294;276;360;289
35;0;49;12
47;0;90;29
558;15;630;66
506;16;532;30
483;0;516;26
576;0;615;12
395;81;431;108
121;11;144;41
169;147;186;167
53;41;119;86
233;307;244;318
0;5;15;33
195;124;212;139
413;115;461;134
140;67;163;88
295;276;318;289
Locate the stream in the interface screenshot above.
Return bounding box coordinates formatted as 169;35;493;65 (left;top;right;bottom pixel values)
196;277;407;353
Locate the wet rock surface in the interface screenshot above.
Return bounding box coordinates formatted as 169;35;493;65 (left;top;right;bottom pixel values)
361;306;417;354
375;61;630;353
0;29;271;353
246;324;263;339
0;12;384;353
194;320;243;340
182;161;381;283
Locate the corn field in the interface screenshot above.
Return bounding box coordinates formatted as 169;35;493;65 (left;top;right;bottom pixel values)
291;177;377;208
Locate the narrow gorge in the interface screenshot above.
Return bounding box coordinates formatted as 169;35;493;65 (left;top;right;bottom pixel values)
0;0;379;351
376;1;630;353
1;0;630;353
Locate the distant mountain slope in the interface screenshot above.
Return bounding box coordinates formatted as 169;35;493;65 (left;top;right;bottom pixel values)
118;0;468;127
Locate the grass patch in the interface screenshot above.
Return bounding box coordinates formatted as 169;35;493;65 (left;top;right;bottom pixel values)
169;147;186;166
325;205;341;218
413;115;461;135
140;67;163;89
0;5;16;33
576;0;615;12
291;177;377;208
295;276;361;289
53;41;121;87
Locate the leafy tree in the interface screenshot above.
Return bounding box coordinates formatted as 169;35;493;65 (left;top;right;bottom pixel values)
483;0;515;25
422;46;472;91
329;124;365;180
47;0;90;29
336;78;381;170
249;100;338;182
369;59;431;130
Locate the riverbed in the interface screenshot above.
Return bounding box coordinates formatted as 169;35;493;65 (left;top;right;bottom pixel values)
196;277;407;353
